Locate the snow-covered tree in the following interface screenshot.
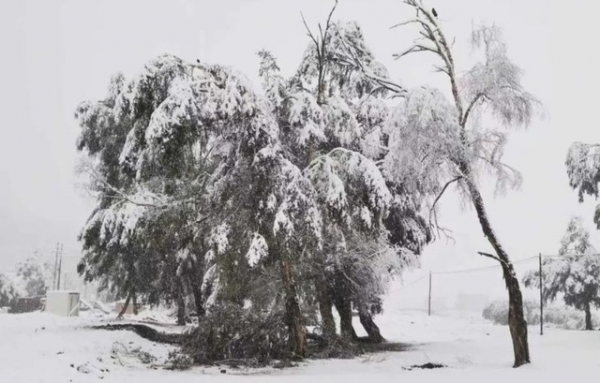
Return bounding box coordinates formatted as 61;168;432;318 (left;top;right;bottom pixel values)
524;217;600;330
16;253;52;297
0;273;19;308
258;3;430;343
76;54;325;356
566;143;600;228
76;3;431;360
372;0;540;367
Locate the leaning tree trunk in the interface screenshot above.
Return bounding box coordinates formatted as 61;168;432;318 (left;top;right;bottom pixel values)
280;254;306;357
358;306;385;343
316;277;336;340
465;175;530;367
584;301;593;331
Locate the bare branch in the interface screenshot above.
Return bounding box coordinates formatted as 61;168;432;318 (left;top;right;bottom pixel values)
461;93;485;127
325;0;339;33
477;251;507;266
301;12;321;56
393;44;439;60
429;176;462;228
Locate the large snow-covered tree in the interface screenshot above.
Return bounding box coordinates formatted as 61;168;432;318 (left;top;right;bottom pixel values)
524;217;600;330
258;3;430;344
362;0;540;367
76;3;431;360
76;54;327;356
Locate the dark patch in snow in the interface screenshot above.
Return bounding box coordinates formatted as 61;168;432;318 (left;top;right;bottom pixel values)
403;362;447;371
90;323;183;345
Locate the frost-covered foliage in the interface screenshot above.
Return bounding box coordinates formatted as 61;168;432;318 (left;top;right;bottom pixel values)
383;4;539;221
15;254;53;297
566;143;600;228
76;4;432;360
523;217;600;330
483;299;600;330
0;273;20;308
384;1;539;366
76;53;327;355
259;13;430;343
482;299;540;326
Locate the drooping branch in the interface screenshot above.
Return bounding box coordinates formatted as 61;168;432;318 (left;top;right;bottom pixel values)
429;176;462;228
461;93;485;127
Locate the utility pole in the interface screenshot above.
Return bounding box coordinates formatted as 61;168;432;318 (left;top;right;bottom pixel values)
56;244;63;291
428;272;432;316
539;252;544;336
53;243;60;290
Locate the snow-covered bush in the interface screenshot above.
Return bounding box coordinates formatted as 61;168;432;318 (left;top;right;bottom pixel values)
482;299;540;326
482;299;599;330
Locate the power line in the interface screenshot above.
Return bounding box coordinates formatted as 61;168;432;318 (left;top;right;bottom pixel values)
389;274;429;293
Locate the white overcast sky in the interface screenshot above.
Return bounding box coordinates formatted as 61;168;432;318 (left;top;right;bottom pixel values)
0;0;599;277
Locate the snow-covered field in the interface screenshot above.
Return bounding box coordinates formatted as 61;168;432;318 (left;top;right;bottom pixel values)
1;307;598;383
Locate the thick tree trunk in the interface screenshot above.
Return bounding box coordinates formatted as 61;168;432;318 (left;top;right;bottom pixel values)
176;281;186;326
117;294;131;319
465;176;530;367
316;278;336;340
187;259;205;318
280;255;306;357
333;294;357;340
358;306;385;343
584;302;593;331
188;274;205;318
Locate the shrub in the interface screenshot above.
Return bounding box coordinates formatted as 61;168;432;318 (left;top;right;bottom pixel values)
181;304;292;366
482;299;599;330
482;299;539;326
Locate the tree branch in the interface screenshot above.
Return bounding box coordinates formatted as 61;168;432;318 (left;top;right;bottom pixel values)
478;251;510;267
461;92;485;127
301;12;321;57
429;176;462;228
393;44;439;60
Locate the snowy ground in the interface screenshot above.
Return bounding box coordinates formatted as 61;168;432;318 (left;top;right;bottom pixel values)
1;307;599;383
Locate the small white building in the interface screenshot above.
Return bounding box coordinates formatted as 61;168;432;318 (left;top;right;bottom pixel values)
45;291;80;317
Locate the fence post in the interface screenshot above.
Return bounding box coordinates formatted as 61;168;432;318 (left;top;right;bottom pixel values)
539;252;543;336
428;272;432;316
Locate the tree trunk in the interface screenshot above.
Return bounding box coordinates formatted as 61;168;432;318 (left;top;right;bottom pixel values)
187;260;205;318
176;281;186;326
280;255;306;357
358;306;385;343
464;175;530;367
584;301;593;331
316;278;336;340
132;289;138;316
333;294;357;340
117;294;131;319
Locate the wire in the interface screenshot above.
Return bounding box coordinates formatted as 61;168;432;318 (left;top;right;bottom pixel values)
388;274;429;292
